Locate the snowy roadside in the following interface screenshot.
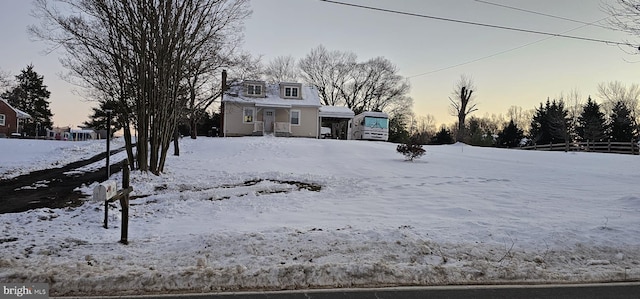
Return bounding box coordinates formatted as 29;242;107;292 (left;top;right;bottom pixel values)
1;137;639;296
0;138;125;180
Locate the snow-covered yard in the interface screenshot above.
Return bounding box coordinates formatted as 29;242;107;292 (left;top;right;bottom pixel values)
0;136;639;296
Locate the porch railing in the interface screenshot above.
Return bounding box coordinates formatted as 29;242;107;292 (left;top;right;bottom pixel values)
275;122;290;134
254;121;264;133
253;121;290;136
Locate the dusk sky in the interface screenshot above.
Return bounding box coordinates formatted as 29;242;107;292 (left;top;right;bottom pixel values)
1;0;638;128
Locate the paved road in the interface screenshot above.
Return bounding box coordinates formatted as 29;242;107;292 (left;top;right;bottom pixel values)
53;282;640;299
0;147;126;214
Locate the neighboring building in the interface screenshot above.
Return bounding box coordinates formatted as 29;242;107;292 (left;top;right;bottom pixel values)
0;98;31;137
46;126;98;141
221;80;323;138
69;128;97;141
46;126;70;140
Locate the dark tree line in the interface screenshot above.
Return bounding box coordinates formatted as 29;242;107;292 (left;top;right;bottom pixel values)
529;97;637;145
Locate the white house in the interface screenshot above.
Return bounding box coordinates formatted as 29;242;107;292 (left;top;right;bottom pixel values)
221;80;323;138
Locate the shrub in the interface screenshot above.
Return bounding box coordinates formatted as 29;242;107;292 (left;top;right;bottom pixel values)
396;142;426;161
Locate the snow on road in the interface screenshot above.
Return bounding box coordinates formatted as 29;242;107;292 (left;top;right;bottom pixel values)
0;137;639;296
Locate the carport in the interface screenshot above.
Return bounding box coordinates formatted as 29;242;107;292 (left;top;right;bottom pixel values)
318;106;354;139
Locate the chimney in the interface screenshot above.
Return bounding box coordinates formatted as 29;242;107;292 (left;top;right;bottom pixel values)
221;69;227;91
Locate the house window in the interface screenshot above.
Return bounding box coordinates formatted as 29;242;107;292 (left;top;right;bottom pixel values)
290;110;300;126
243;107;255;123
284;87;299;98
247;84;262;96
0;114;4;126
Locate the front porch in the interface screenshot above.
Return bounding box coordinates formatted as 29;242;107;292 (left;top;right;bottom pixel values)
251;105;293;137
252;121;291;137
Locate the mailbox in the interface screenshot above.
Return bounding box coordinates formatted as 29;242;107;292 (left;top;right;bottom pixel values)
93;180;118;201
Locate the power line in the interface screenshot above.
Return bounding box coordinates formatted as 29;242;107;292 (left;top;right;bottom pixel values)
409;17;607;78
319;0;632;47
473;0;612;30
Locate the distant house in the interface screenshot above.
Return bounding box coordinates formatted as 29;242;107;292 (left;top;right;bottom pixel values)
46;126;70;140
0;98;31;137
45;126;98;141
68;128;97;141
221;80;323;138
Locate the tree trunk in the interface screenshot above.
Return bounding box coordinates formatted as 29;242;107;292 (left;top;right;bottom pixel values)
190;117;197;139
173;127;180;156
122;121;136;170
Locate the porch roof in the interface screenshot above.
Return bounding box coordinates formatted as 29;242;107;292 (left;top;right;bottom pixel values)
255;103;292;108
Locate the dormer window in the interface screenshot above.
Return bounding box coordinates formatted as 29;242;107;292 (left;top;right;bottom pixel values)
244;81;265;97
247;84;262;96
284;86;299;98
280;83;302;99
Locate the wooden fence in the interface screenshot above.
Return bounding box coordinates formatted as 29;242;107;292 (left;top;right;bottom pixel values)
520;140;639;155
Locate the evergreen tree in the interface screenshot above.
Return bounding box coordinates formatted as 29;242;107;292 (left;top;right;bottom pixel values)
529;99;570;144
388;113;410;143
430;126;454;145
576;96;607;142
608;101;636;141
1;65;53;136
497;120;524;148
83;99;124;134
529;102;547;144
396;136;426;161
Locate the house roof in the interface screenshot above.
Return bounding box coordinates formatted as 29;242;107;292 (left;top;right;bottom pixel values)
0;98;31;119
319;106;355;119
223;82;322;108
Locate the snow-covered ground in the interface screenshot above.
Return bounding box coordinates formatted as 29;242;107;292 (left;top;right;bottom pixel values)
0;136;639;296
0;138;117;180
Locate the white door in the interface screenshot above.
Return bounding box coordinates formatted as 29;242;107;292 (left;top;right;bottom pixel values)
264;109;275;133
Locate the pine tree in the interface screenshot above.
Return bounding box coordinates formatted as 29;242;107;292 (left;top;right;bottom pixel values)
1;65;52;136
497;120;524;148
388;113;410;143
609;101;636;141
83;99;124;134
396;137;426;161
576;96;607;142
529;99;570;145
431;126;454;145
529;102;547;144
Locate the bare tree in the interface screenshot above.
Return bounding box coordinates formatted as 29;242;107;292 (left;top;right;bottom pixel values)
558;88;583;140
597;81;640;126
31;0;251;174
225;52;264;83
449;75;478;142
411;114;437;143
0;68;12;93
299;45;355;106
414;115;437;135
265;55;299;83
338;57;411;114
604;1;640;52
507;105;533;134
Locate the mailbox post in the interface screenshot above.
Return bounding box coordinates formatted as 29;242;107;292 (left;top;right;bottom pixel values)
104;109;112;228
93;159;133;243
